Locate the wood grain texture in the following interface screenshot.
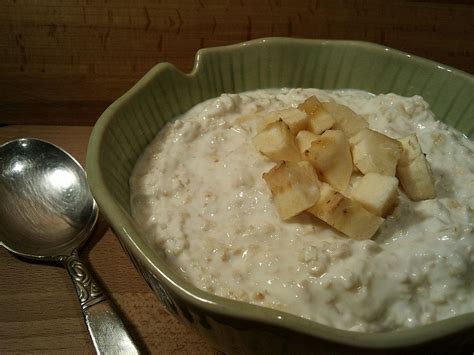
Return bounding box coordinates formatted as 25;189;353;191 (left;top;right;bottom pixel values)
0;126;217;354
0;0;473;125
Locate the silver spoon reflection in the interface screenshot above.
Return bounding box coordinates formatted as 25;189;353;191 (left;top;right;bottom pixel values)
0;138;138;354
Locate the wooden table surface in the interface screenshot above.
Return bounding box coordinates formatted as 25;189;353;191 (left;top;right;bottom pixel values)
0;126;217;354
1;0;473;353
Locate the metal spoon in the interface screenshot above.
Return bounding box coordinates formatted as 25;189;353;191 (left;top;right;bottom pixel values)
0;138;139;354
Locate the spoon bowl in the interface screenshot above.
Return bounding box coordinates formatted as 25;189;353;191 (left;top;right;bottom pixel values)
0;138;138;354
0;138;97;259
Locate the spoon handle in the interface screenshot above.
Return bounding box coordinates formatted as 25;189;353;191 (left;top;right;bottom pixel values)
64;251;140;354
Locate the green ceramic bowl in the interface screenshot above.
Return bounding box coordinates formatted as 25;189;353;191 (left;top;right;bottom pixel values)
86;38;474;353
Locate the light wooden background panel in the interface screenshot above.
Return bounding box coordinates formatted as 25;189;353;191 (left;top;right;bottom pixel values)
0;0;473;125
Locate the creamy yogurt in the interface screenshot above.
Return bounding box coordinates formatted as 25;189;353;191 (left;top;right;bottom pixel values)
130;88;474;332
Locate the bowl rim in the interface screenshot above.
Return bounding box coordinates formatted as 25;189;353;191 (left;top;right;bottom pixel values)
86;37;474;349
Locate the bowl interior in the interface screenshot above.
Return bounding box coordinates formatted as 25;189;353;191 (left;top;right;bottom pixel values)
86;38;474;348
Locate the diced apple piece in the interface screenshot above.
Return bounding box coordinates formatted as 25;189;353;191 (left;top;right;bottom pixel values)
253;120;301;162
322;101;368;137
397;135;436;201
398;134;423;166
295;130;319;155
308;182;384;240
256;112;281;133
297;96;335;135
351;173;399;217
349;129;402;176
280;108;308;134
308;109;336;135
303;130;352;192
257;108;308;134
397;156;436;201
298;96;323;115
343;173;364;196
263;161;320;220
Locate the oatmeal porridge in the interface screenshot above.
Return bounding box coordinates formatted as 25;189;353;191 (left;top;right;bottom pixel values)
130;88;474;332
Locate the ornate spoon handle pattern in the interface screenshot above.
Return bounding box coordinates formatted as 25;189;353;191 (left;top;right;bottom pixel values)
65;252;106;310
63;251;140;354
